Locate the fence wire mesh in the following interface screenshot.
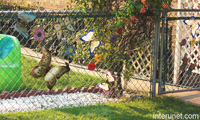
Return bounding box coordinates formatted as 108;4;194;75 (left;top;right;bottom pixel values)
0;10;155;113
160;10;200;94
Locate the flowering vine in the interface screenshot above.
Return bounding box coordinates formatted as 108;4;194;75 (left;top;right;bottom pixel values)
113;0;171;27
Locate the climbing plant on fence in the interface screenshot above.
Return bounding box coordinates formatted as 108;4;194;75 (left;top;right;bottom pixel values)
73;0;172;88
0;0;173;113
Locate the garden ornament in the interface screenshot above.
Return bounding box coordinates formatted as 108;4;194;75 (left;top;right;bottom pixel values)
45;62;70;90
53;23;63;41
63;17;74;32
14;23;28;39
33;28;46;42
183;16;200;38
187;63;196;75
18;12;36;23
28;47;52;78
80;28;102;55
180;54;188;71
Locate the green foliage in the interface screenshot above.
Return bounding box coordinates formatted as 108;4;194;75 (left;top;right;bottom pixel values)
73;17;124;73
73;0;172;23
72;0;170;82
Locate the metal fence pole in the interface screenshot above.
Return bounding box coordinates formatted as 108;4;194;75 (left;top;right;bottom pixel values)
158;12;166;94
152;20;160;97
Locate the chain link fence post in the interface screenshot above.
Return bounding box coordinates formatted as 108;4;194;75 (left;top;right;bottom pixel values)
151;18;160;97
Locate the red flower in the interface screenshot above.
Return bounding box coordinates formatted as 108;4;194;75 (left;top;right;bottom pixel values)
117;28;122;35
162;3;169;8
131;16;136;21
140;7;146;13
144;2;149;7
88;62;95;71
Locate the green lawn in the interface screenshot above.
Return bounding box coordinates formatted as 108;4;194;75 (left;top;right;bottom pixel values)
0;96;199;120
20;55;103;92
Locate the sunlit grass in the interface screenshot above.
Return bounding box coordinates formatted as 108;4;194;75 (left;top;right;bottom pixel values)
0;96;199;120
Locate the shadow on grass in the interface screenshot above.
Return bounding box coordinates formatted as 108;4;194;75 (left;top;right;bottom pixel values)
53;97;200;120
0;96;199;120
53;105;152;120
146;97;200;114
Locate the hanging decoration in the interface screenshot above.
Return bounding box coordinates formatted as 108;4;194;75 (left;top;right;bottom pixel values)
189;38;196;48
97;83;109;95
63;17;75;32
90;41;102;55
0;36;14;59
65;40;77;63
180;38;187;46
28;65;51;78
180;54;188;71
53;23;63;41
28;48;52;78
183;16;200;38
110;35;117;43
104;43;111;50
80;28;103;55
80;29;94;41
181;16;199;75
13;23;29;39
97;69;117;96
33;28;46;42
13;12;36;39
52;17;75;41
39;48;52;67
94;54;102;63
75;38;79;42
106;69;117;82
45;62;70;90
187;63;196;75
88;62;95;71
18;12;36;23
66;44;76;58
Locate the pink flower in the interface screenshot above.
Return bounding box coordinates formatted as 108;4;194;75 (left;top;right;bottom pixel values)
33;28;45;42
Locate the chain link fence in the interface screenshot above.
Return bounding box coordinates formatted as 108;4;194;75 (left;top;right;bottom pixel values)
0;10;156;113
159;9;200;94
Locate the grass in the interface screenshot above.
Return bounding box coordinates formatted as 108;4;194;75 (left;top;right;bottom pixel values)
20;55;103;92
0;96;199;120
